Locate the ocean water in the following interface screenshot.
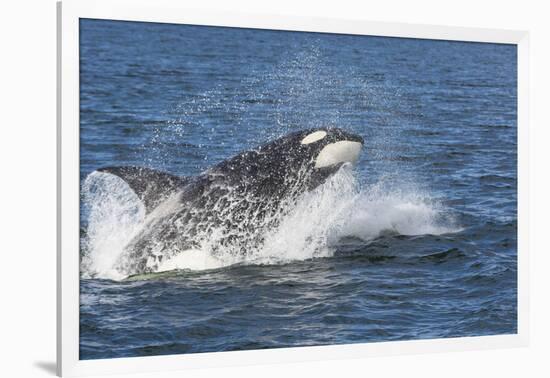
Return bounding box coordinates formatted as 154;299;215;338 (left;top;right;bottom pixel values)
79;19;517;359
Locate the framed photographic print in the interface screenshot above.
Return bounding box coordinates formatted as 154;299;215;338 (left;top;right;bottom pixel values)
57;0;529;376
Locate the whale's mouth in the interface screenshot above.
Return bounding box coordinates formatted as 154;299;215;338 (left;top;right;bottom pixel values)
314;141;363;169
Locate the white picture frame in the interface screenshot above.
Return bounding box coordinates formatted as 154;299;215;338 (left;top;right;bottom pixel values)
57;0;529;376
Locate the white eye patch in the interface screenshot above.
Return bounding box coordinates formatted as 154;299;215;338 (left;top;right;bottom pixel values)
301;130;327;145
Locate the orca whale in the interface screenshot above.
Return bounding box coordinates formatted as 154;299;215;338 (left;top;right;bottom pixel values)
96;128;364;275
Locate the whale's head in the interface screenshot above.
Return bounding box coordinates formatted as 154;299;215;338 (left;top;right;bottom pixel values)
212;128;364;196
287;128;364;190
295;128;363;169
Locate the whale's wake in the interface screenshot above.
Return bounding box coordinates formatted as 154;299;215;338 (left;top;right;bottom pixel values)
80;167;460;280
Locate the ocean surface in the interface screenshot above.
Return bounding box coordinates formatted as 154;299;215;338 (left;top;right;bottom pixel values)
79;19;517;359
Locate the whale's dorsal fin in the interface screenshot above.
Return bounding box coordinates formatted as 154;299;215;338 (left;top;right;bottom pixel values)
98;166;188;213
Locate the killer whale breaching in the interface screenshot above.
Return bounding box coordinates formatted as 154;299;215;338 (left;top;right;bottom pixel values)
93;128;364;276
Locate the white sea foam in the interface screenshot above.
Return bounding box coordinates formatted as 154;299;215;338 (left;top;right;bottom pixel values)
81;168;460;280
81;172;146;280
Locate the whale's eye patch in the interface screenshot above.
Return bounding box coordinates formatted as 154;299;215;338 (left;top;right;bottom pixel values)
301;131;327;145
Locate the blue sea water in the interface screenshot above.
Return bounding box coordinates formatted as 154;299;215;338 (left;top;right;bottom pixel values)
79;19;517;359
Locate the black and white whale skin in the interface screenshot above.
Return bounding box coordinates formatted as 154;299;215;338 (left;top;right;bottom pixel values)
96;128;364;275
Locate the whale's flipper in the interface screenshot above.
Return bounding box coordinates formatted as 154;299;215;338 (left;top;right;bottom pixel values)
98;166;188;213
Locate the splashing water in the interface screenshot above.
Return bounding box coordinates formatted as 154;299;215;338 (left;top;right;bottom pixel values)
80;167;460;280
81;172;146;280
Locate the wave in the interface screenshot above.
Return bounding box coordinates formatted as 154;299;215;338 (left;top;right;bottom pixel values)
80;168;461;280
